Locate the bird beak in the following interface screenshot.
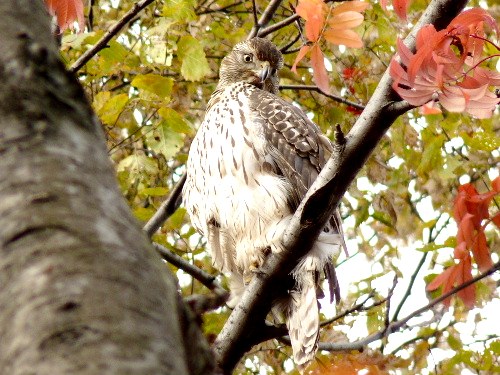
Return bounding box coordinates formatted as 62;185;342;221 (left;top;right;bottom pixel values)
258;61;272;82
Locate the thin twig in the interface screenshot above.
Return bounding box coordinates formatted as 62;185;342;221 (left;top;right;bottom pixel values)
320;260;500;352
320;290;376;326
69;0;156;73
143;173;186;238
280;84;365;110
153;242;227;296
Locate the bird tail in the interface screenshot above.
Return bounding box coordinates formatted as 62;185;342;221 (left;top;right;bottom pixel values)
286;232;342;371
286;271;319;370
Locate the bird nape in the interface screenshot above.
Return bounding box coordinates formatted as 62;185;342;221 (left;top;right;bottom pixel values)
183;37;345;371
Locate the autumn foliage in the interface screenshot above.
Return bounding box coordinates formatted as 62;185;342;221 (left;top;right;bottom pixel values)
390;8;500;118
44;0;84;32
427;177;500;308
292;0;368;93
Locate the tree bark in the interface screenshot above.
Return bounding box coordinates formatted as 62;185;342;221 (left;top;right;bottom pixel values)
0;1;195;374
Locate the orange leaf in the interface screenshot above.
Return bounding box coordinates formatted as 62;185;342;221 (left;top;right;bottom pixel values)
291;45;311;73
420;102;441;115
328;11;365;30
330;1;369;16
45;0;85;32
296;0;326;42
324;29;364;48
310;44;330;94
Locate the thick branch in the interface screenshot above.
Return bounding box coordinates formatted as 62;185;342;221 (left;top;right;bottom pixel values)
214;0;469;372
69;0;155;73
247;0;284;39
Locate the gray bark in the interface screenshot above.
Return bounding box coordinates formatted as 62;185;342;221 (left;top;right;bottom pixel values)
0;1;196;374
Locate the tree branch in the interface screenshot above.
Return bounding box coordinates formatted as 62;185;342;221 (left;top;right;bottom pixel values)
69;0;156;73
214;0;469;372
152;242;227;296
280;84;366;110
143;173;186;238
320;259;500;352
247;0;284;39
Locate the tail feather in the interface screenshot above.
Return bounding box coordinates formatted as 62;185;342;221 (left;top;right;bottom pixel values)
286;272;319;370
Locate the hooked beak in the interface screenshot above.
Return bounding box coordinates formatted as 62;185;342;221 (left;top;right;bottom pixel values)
258;61;272;82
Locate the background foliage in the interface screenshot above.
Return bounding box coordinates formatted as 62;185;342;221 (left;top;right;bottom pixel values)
58;0;499;373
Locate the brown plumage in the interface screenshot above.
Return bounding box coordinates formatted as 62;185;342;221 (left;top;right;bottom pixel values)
183;38;344;370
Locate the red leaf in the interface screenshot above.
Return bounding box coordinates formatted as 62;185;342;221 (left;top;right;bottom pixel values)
453;189;468;223
45;0;85;32
456;255;475;309
449;8;500;36
310;44;330;94
457;213;475;250
491;212;500;228
291;45;311;73
471;231;493;272
427;248;476;308
492;176;500;193
393;0;412;22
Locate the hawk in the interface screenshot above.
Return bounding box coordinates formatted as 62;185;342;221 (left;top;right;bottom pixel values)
183;38;344;369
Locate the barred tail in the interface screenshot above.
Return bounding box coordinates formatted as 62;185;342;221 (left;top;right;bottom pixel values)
286;271;319;370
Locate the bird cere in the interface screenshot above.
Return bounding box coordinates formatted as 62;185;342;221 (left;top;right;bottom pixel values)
183;38;345;370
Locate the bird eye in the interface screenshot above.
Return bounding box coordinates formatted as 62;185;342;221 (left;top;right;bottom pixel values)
243;54;253;63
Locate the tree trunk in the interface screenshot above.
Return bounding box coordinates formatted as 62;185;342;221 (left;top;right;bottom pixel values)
0;1;193;373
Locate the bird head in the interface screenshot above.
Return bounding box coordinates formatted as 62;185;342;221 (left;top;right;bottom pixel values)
218;38;284;94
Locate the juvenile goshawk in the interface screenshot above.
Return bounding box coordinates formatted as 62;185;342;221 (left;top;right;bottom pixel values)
183;37;344;369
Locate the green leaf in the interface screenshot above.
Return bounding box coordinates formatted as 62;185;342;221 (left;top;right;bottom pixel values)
372;211;394;227
163;0;196;22
131;74;174;100
355;199;370;227
95;93;129;126
177;36;211;81
158;108;194;135
461;131;500;152
139;187;170;197
417;243;449;253
133;207;156;222
117;154;158;175
447;334;462;351
417;134;444;176
147;121;184;159
165;208;187;231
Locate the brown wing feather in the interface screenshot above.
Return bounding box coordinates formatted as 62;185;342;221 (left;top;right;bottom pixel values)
250;89;332;207
249;88;344;302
